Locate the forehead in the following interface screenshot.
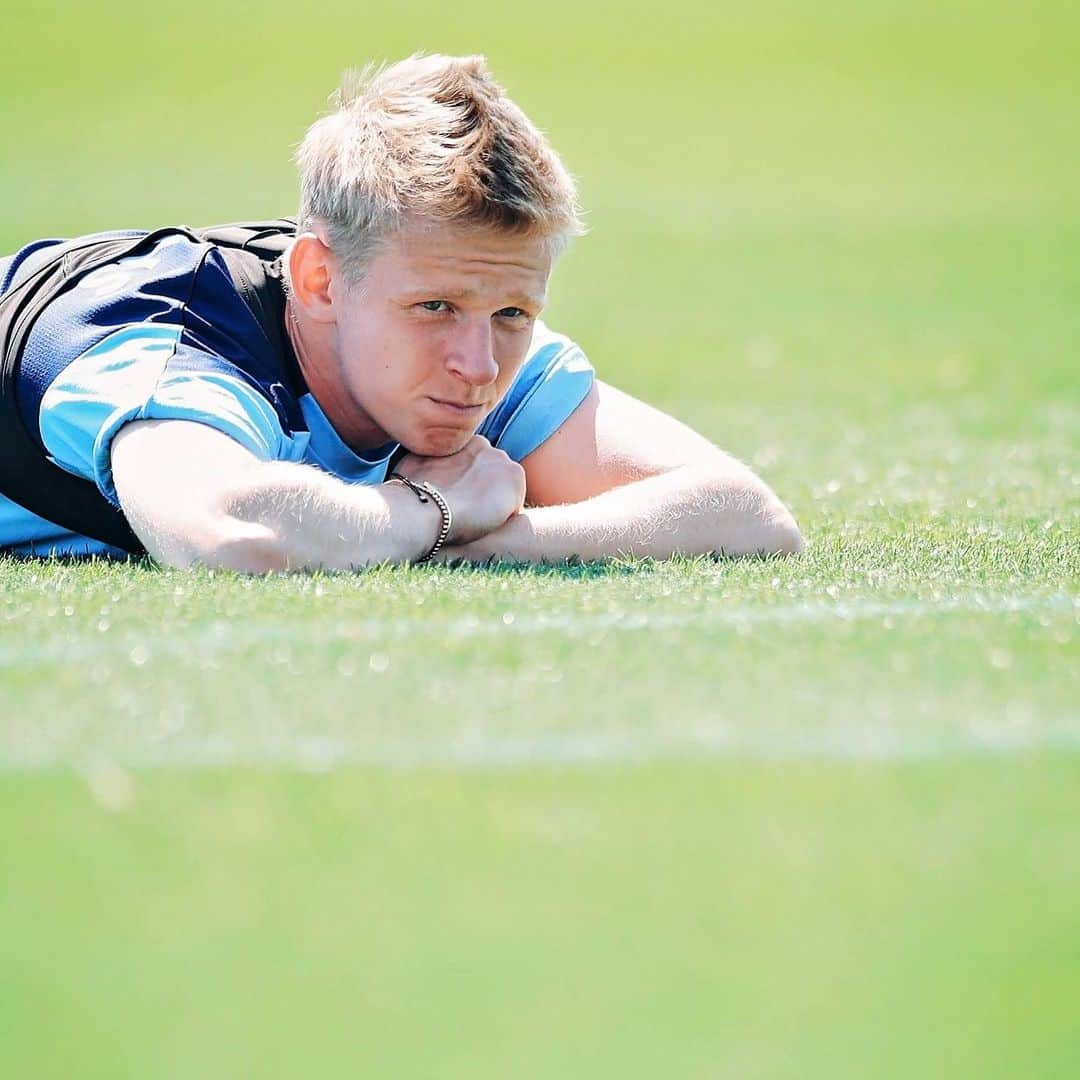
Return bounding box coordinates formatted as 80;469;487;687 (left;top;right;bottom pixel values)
375;221;553;302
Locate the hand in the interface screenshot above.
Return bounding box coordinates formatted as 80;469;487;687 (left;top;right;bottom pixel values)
395;435;526;544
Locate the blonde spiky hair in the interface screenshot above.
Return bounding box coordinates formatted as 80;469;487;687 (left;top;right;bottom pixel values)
295;54;584;282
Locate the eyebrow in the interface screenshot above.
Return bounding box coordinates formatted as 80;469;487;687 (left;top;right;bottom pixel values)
409;285;546;310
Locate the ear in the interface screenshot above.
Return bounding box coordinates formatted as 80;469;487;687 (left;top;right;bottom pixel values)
287;233;338;325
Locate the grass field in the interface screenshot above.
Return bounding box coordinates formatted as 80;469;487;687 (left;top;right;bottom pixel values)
2;2;1078;1076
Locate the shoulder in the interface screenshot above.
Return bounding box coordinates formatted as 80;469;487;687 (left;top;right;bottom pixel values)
18;231;306;505
18;231;301;436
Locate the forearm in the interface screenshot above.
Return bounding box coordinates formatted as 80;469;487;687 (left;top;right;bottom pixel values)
441;463;804;562
119;459;439;572
205;462;441;571
113;422;526;572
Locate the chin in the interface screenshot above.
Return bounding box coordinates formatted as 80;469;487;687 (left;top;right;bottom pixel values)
407;427;476;458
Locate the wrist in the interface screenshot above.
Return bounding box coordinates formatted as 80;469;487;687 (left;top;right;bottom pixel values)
443;507;536;562
385;473;453;563
380;481;444;563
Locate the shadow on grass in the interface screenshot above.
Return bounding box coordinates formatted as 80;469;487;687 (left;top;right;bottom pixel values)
2;552;153;570
442;556;644;580
2;551;742;582
0;551;642;582
437;552;747;579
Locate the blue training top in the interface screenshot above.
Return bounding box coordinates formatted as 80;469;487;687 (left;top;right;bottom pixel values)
0;231;594;557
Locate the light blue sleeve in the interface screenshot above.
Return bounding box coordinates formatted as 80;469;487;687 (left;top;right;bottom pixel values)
478;321;595;461
37;323;304;506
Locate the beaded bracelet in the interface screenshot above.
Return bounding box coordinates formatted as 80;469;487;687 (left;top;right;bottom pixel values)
387;472;453;563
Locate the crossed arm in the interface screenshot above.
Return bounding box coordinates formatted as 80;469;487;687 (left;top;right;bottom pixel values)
111;380;803;571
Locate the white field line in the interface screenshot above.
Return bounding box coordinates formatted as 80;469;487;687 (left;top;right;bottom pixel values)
0;590;1076;771
0;591;1075;670
7;716;1080;775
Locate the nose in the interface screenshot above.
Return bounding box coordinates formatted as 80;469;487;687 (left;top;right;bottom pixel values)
446;318;498;388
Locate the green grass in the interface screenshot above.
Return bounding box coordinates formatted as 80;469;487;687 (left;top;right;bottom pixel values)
4;762;1080;1078
0;541;1076;768
2;1;1078;1076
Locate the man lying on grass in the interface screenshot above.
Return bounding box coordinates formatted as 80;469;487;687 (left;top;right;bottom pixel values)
0;54;802;571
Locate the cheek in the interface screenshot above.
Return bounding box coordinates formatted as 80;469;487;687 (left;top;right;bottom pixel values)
395;326;448;387
495;340;531;393
345;322;421;395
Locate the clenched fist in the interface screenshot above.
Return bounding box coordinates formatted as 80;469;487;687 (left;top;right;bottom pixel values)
395;435;526;544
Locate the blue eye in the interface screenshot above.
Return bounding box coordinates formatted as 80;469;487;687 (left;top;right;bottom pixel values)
419;300;450;312
496;307;527;319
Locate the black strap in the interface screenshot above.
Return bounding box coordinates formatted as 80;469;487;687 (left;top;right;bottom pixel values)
0;219;297;554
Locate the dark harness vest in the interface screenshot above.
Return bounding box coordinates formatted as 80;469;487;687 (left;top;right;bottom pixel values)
0;219;297;554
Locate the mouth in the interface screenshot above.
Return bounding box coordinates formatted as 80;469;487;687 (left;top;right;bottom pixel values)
426;396;487;417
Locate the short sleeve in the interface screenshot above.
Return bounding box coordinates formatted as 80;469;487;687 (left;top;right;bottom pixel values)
479;321;595;461
37;322;300;506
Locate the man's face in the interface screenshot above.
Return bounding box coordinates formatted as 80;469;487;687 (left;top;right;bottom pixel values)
327;220;553;457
